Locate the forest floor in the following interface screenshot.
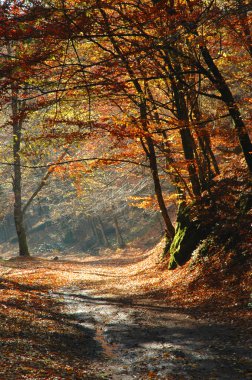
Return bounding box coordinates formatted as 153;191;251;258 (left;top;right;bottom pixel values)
0;241;251;380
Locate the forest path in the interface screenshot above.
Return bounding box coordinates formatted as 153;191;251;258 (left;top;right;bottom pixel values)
0;247;251;379
51;285;251;380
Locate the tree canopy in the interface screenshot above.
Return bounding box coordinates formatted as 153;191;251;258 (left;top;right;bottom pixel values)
0;0;251;259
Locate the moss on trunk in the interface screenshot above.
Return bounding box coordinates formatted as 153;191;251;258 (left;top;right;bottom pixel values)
168;203;207;270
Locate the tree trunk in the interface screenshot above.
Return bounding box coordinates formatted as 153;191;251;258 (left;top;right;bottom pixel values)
90;217;102;245
147;138;175;239
167;60;201;196
11;89;29;257
113;215;125;248
189;92;220;182
97;216;110;247
140;102;175;239
145;82;187;199
199;130;220;176
179;127;201;196
200;46;252;172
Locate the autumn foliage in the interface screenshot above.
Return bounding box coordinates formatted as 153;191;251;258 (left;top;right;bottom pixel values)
0;0;251;259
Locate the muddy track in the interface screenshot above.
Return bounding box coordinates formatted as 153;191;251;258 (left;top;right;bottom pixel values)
52;287;251;380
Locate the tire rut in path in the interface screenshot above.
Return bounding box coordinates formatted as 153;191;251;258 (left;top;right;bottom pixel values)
52;287;251;380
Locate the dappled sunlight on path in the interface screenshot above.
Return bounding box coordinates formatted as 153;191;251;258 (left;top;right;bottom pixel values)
0;243;251;378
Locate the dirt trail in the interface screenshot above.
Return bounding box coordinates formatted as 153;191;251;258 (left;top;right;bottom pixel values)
0;246;251;379
51;285;251;380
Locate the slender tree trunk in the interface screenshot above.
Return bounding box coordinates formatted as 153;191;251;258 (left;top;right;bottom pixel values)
189;92;220;181
90;217;102;245
166;60;201;196
148;138;175;239
97;216;110;247
140;102;175;239
113;215;125;248
145;82;186;199
199;130;220;176
151;3;201;195
200;46;252;172
11;89;29;257
179;127;201;196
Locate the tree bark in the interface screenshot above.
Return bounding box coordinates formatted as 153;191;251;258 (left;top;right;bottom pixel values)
90;217;102;245
97;216;110;247
200;46;252;172
163;54;201;196
11;88;29;257
172;79;201;196
189;91;220;181
113;215;125;248
140;102;175;239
